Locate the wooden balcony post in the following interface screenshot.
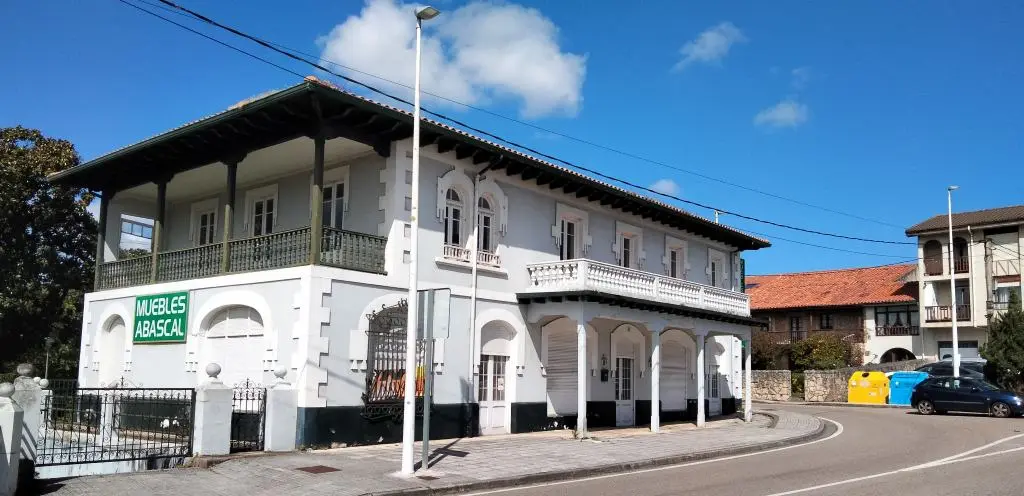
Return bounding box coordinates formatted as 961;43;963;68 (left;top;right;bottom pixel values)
221;160;239;273
93;190;110;290
309;136;325;265
150;179;168;283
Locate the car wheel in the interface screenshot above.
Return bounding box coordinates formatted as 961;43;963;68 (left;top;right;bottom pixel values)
991;402;1012;418
917;399;935;415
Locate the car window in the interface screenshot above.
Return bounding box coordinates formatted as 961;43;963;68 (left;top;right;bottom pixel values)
918;365;932;373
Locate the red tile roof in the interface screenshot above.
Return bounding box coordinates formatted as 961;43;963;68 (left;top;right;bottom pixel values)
746;264;918;311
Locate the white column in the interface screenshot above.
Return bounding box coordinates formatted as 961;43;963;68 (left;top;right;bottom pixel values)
11;365;42;463
744;335;752;422
576;321;588;436
193;364;234;456
264;369;299;452
696;333;706;427
650;330;661;432
0;383;23;496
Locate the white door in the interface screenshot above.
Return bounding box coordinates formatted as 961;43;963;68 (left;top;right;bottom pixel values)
707;360;722;416
615;357;635;426
478;355;509;435
661;341;689;412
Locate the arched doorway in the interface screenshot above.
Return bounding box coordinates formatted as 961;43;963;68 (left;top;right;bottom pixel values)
923;240;943;275
880;348;915;363
201;306;266;386
99;316;127;386
660;330;694;417
478;321;514;435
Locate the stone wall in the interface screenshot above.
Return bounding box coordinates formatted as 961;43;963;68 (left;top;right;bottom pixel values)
804;359;932;402
752;370;791;401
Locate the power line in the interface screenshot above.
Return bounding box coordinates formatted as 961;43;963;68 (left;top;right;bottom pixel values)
135;0;914;246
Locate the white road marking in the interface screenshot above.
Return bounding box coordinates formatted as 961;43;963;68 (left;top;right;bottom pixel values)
465;418;844;495
763;433;1024;496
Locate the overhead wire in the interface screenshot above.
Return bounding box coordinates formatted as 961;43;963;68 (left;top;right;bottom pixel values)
132;0;914;247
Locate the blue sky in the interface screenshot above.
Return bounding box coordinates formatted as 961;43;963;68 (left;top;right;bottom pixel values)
4;0;1023;274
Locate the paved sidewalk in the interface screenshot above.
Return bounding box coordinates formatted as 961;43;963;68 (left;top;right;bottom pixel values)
43;410;823;496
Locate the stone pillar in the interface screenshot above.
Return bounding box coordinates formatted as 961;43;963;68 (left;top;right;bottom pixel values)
192;364;234;457
221;161;238;273
309;136;325;265
695;334;706;427
12;365;41;462
650;329;661;433
744;335;753;422
0;383;23;496
264;368;298;452
576;322;588;437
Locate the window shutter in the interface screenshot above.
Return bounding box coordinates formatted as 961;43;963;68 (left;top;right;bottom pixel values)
546;329;578;415
662;340;688;411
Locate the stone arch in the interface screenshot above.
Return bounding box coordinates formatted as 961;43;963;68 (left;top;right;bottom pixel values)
199;304;267;385
92;302;133;384
188;289;275;376
880;347;916;363
475;307;527;374
476;177;508;235
98;315;128;386
610;323;647;375
350;293;406;372
436;168;475;223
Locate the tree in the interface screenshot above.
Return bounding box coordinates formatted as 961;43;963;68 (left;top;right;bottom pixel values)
0;126;95;379
790;333;854;371
981;291;1024;393
751;330;783;369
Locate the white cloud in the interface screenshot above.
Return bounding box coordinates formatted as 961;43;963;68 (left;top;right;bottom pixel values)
318;0;586;118
87;198;100;219
672;22;746;72
649;179;680;196
754;100;809;129
790;66;811;90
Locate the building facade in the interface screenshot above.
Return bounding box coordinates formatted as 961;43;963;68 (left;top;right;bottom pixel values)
50;78;767;447
906;205;1024;361
747;265;920;366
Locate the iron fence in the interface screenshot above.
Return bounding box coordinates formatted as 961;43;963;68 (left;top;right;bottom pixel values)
230;380;266;453
37;388;195;467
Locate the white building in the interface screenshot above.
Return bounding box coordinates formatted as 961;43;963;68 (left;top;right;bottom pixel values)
907;205;1024;360
50;77;768;447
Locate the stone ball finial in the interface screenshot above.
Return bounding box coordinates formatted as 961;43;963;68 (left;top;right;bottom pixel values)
0;382;13;398
39;379;50;389
33;377;41;384
205;363;222;379
16;363;34;377
273;367;288;380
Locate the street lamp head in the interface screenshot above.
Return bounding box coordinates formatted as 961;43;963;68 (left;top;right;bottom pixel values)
415;6;441;20
948;185;959;192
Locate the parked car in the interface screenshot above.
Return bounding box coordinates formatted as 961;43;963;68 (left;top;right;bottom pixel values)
910;376;1024;418
915;361;985;379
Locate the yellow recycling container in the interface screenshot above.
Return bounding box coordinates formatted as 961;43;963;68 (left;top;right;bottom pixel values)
847;371;890;404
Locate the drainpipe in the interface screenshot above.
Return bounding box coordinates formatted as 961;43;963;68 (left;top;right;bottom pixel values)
469;160;497;395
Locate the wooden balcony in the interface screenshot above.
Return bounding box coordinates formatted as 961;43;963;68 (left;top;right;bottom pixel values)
524;259;750;317
875;325;920;337
992;259;1021;277
925;305;971;322
96;227;386;290
953;256;970;274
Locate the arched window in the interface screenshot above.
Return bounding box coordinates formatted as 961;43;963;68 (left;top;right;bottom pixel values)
477;196;494;253
923;240;943;276
207;306;264;338
444;189;463;246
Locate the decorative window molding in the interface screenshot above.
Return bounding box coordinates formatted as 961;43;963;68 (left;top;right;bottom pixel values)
707;248;727;288
243;184;279;234
613;221;645;269
476;177;508;235
663;235;689;278
189;198;219;245
436;168;475;222
551;203;592;256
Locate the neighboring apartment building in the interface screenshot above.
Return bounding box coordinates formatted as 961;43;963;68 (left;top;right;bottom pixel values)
747;265;920;366
49;77;768;446
906;205;1024;361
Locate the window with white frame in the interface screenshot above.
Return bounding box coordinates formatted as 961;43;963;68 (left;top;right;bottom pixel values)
245;184;278;237
614;221;643;269
444;189;463;246
664;235;688;279
553;203;590;260
477;196;495;253
190;198;219;247
322;182;345;229
708;248;727;288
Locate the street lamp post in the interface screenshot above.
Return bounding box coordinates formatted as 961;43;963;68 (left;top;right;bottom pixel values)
401;4;440;476
947;185;960;378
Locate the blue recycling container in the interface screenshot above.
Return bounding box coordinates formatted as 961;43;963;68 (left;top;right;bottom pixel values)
888;371;929;406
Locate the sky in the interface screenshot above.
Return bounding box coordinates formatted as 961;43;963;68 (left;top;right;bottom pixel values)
4;0;1024;274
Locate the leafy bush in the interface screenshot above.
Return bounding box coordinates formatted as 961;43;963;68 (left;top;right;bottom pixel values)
791;372;805;399
789;333;854;372
981;291;1024;393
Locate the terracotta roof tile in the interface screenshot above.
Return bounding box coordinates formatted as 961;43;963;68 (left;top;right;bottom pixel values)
746;264;918;311
906;204;1024;235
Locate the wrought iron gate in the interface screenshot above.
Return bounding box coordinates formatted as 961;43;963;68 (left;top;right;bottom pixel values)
230;379;266;452
36;387;195;469
362;299;426;420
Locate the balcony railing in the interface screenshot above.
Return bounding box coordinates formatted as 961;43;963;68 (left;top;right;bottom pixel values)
524;259;750;317
477;250;501;267
925;305;971;322
923;257;943;276
96;227;387;290
992;259;1021;277
953;257;970;274
442;244;471;263
876;325;920;337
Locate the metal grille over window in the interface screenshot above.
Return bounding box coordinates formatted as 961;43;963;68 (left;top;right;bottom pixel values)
362;299;425;420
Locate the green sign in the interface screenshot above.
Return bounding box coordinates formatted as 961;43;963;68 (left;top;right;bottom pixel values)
133;292;189;343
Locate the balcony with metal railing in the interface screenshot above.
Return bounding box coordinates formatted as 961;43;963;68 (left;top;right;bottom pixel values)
875;325;920;337
523;259;750;317
96;226;387;290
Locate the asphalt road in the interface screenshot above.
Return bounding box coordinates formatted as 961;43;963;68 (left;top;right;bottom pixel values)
468;405;1024;496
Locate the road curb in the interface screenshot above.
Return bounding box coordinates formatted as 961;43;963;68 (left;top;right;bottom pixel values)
755;400;911;409
364;413;829;496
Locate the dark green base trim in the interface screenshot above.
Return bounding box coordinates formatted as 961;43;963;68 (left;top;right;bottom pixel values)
509;401;617;433
296;403;479;448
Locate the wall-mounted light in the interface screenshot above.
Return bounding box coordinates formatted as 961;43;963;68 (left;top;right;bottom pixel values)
601;353;608;368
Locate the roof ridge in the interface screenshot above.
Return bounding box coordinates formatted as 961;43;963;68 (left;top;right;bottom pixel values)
748;263;914;278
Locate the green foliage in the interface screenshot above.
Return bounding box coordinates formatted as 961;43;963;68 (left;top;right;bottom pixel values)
0;126;95;379
789;333;854;372
751;330;783;369
791;371;805;399
981;291;1024;393
118;247;151;259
